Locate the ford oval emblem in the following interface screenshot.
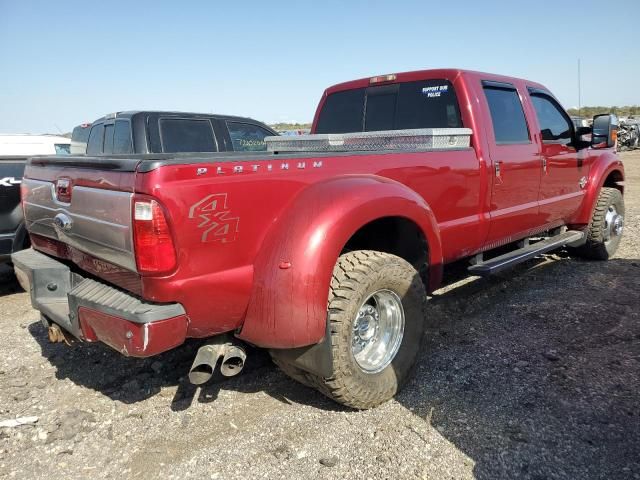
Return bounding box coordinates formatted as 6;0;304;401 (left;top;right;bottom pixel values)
53;213;73;231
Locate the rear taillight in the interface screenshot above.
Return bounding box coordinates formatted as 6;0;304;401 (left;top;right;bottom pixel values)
133;198;176;274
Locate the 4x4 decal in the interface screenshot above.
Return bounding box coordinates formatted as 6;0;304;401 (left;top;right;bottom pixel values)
188;193;239;243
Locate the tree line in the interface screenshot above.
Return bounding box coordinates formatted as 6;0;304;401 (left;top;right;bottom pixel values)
567;106;640;118
269;122;312;131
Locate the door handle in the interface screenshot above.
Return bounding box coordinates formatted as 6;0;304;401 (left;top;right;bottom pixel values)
542;157;548;174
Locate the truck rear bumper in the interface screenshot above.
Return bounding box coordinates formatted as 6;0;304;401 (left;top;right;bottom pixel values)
12;249;188;357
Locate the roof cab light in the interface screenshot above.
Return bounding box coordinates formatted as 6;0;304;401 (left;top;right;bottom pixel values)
370;74;397;85
133;199;177;274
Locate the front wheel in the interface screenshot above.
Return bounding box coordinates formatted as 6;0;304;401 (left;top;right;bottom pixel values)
275;250;427;409
570;187;624;260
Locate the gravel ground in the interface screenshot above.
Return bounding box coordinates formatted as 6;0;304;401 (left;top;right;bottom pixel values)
1;151;639;480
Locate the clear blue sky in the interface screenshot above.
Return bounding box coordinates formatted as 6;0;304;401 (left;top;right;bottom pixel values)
1;0;638;134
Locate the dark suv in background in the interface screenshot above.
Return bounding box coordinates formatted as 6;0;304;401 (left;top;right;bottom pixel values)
73;111;278;155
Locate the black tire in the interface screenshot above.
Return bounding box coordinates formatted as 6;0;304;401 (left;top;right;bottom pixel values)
570;187;624;260
274;250;427;409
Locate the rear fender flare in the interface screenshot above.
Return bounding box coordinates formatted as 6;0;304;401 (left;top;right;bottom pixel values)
237;175;442;349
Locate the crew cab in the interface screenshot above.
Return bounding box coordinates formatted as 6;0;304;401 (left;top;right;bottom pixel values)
13;69;624;409
72;111;278;155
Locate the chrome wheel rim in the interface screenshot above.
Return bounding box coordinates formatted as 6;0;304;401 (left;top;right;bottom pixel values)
351;289;405;373
604;205;624;243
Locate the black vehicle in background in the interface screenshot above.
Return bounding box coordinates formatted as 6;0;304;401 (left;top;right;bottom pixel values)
1;111;278;264
73;111;278;155
0;156;29;263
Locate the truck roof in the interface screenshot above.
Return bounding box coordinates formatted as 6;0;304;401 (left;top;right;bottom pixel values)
91;111;270;125
323;68;548;96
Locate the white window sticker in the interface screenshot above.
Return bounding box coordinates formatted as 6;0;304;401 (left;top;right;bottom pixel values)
422;85;449;98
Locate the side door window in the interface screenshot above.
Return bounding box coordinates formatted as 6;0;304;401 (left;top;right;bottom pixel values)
530;94;574;145
86;123;105;155
113;120;133;154
483;86;530;144
226;122;273;151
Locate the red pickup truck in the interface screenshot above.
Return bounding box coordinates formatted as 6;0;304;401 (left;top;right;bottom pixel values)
13;69;624;409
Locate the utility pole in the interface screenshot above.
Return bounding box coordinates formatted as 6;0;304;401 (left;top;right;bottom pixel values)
578;59;582;118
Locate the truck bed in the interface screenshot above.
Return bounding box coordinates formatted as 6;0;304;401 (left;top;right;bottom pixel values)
29;127;473;173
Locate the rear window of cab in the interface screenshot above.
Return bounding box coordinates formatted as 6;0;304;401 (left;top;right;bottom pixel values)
316;79;463;134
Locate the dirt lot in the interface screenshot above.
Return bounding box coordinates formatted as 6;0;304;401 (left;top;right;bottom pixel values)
1;152;639;480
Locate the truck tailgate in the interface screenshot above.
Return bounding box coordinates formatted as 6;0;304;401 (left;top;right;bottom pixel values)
22;178;136;270
21;155;145;292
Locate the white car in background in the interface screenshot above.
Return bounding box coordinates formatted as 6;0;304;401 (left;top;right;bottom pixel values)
0;134;71;155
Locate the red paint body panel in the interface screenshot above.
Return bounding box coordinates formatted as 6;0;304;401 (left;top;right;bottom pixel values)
78;307;188;357
24;69;624;353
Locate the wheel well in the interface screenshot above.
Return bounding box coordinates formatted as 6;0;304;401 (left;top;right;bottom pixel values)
342;217;428;270
603;169;624;194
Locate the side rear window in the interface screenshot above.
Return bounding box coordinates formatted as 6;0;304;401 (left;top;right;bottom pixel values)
316;79;462;134
483;86;530;144
86;123;105;155
113;120;133;154
530;94;573;144
103;124;114;154
159;118;217;153
227;122;272;151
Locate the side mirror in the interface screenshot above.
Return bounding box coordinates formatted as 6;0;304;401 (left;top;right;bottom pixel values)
591;114;618;149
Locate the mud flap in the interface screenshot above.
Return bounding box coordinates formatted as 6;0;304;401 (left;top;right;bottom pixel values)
269;322;334;378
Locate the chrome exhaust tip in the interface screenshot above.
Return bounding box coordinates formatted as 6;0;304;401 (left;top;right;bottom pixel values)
188;340;247;385
220;345;246;377
188;343;226;385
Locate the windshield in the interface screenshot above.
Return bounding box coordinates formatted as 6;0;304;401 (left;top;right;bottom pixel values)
316;79;462;134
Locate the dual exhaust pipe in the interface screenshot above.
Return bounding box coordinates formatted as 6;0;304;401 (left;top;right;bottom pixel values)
188;338;247;385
